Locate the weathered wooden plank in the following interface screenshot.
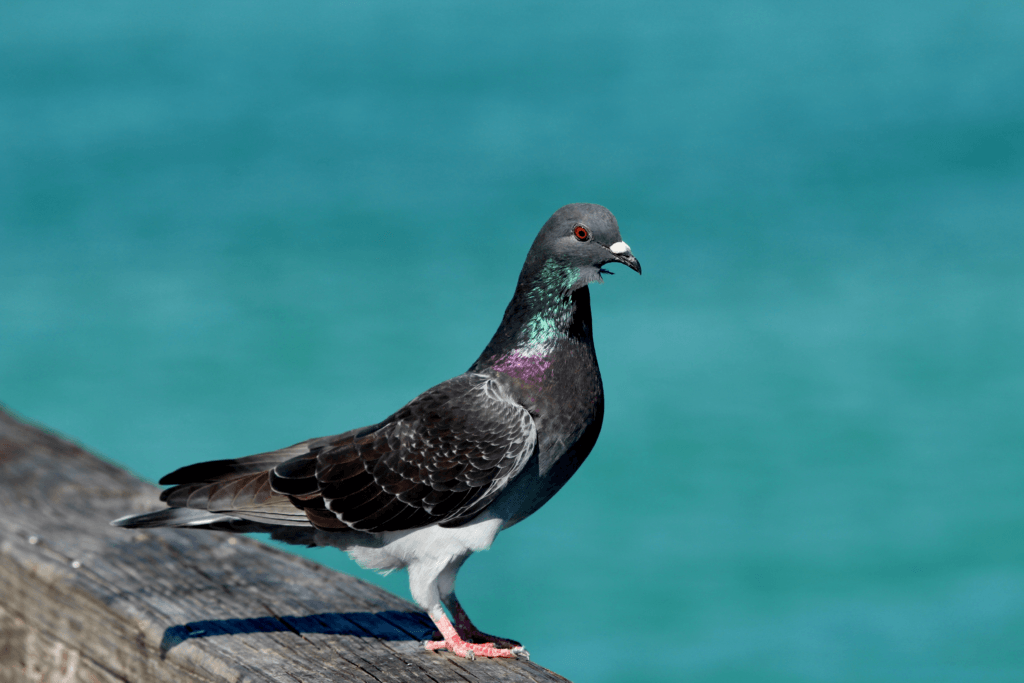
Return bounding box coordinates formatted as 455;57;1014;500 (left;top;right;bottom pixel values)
0;407;570;683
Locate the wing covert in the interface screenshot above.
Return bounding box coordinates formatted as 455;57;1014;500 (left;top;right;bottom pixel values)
274;373;536;533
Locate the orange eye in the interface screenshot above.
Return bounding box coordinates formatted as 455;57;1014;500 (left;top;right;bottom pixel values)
573;225;590;241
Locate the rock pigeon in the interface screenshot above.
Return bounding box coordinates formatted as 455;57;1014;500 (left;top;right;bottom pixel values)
112;203;641;659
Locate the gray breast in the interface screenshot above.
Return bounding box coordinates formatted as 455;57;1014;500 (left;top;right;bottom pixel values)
487;341;604;528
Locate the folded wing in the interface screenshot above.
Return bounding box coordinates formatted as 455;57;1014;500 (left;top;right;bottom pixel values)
158;374;537;533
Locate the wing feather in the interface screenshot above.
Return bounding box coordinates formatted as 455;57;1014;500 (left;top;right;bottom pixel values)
153;373;535;534
311;373;536;532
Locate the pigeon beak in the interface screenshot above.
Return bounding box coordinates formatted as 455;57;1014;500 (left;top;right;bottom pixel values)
607;241;642;274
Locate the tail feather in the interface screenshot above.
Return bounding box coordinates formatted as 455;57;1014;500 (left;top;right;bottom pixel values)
113;438;345;537
110;507;326;548
111;507;235;529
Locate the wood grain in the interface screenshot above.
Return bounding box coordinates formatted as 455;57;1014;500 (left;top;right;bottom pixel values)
0;407;570;683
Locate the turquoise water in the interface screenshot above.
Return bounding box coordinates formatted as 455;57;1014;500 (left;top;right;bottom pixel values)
3;2;1024;680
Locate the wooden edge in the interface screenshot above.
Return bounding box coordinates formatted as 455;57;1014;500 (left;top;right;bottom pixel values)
0;405;571;683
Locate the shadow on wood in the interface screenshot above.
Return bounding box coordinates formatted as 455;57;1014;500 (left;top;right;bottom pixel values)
0;406;569;683
159;610;436;656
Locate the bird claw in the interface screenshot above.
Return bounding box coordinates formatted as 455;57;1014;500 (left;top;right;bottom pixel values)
425;611;523;659
424;638;517;659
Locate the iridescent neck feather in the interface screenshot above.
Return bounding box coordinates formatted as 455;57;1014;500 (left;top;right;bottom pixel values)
475;259;592;385
515;259;579;351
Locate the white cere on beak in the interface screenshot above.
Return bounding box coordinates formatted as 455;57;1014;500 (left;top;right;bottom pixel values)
609;241;631;255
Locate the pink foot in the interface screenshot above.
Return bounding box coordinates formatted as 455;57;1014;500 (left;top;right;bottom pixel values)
424;613;528;660
424;637;516;659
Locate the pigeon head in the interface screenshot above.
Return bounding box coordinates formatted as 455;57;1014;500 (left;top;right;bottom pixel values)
522;203;641;291
476;203;640;366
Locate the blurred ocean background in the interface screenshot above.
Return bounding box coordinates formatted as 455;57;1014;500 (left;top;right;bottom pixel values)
2;2;1023;681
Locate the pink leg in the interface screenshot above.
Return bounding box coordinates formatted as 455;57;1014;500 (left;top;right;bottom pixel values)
424;612;519;660
449;598;527;654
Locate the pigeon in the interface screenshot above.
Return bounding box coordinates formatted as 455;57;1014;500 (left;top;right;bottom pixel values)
113;203;640;659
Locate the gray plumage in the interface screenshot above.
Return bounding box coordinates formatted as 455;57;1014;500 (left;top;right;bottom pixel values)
113;203;640;659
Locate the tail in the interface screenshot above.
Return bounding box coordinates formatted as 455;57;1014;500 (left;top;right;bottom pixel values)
110;437;353;546
111;440;319;532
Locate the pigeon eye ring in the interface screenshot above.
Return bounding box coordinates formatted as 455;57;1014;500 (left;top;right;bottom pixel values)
573;225;590;241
